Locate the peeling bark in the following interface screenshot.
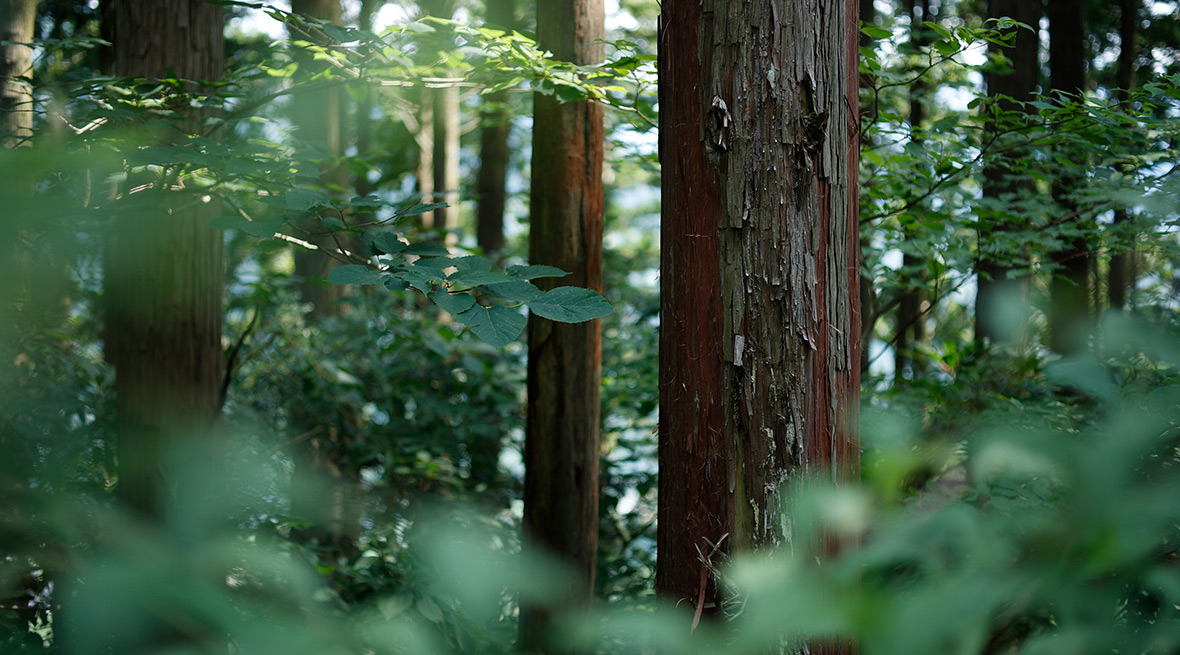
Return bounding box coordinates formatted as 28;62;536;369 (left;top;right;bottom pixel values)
657;0;861;639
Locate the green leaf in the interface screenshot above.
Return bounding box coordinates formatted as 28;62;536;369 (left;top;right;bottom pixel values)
370;233;408;255
861;24;892;40
404;242;451;256
455;304;526;347
451;255;491;273
396;202;449;219
527;287;613;323
285;188;330;211
507;265;569;280
449;270;515;287
326;265;384;285
430;290;476;316
484;280;542;303
933;39;959;56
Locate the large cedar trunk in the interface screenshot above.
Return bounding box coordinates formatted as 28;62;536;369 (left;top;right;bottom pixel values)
1046;0;1089;353
104;0;225;516
975;0;1040;345
520;0;605;650
656;0;861;643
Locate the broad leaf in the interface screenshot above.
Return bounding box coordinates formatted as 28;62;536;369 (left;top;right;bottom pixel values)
285;188;330;211
327;265;384;285
429;290;476;316
507;265;569;280
404;242;451;257
527;287;613;323
455;304;526;347
484;280;542;303
448;270;516;287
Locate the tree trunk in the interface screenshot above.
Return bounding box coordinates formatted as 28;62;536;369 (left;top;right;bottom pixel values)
290;0;350;318
475;0;515;256
896;0;931;379
975;0;1039;345
519;0;604;650
0;0;36;147
104;0;224;517
431;83;461;231
1046;0;1089;354
1108;0;1138;311
859;0;877;375
419;0;460;232
656;0;861;643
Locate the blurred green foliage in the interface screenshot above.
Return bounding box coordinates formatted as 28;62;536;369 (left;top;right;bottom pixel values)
3;1;1180;654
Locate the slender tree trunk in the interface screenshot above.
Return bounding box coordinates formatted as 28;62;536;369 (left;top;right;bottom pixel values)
290;0;350;318
475;0;515;256
519;0;604;650
1046;0;1089;354
431;83;461;231
419;0;460;232
657;0;861;646
0;0;36;147
896;0;930;379
859;0;877;375
975;0;1039;345
104;0;224;518
1109;0;1138;311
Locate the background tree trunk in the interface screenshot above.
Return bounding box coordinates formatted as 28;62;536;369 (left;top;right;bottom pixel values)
0;0;36;147
656;0;861;641
896;0;931;379
419;0;460;232
520;0;604;650
1046;0;1089;353
975;0;1039;345
104;0;225;517
475;0;516;256
859;0;877;375
290;0;349;318
1108;0;1138;312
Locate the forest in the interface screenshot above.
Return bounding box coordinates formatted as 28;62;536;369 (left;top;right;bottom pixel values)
2;0;1180;653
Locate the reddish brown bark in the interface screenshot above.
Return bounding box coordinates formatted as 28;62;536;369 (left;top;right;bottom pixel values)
520;0;605;650
104;0;225;516
656;0;861;644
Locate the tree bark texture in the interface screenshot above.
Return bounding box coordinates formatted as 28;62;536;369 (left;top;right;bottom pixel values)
104;0;224;515
0;0;36;147
656;0;861;639
975;0;1039;345
1108;0;1138;311
520;0;604;650
290;0;350;318
1046;0;1089;354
